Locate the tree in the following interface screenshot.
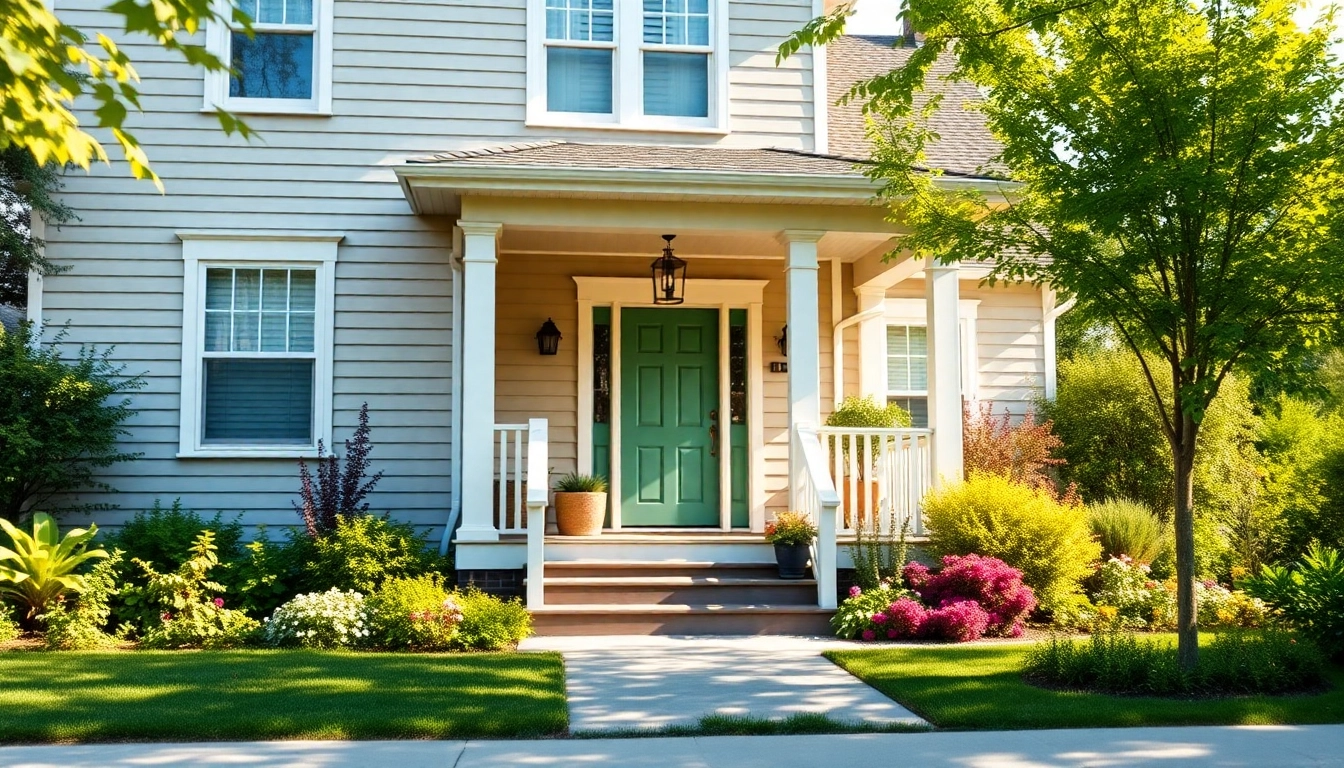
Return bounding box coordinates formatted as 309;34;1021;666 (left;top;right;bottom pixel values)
1;0;255;188
1;146;75;301
783;0;1344;668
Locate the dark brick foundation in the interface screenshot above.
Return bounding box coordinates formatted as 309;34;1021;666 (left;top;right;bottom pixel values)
456;568;525;599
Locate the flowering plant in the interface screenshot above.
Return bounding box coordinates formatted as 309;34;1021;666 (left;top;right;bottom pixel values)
831;583;914;639
764;511;817;546
1090;556;1175;629
904;554;1036;637
366;575;463;650
127;532;258;649
264;588;370;648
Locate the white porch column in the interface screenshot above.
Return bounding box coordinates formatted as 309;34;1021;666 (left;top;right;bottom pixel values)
783;230;824;509
856;286;887;400
926;263;964;486
456;221;503;542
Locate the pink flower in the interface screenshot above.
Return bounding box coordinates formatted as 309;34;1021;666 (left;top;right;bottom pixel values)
861;629;876;641
871;612;889;625
885;598;926;639
887;629;898;638
161;612;173;622
849;585;862;598
213;597;225;608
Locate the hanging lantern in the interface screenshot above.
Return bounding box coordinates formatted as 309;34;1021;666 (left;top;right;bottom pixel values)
535;318;562;356
776;325;788;356
651;234;687;305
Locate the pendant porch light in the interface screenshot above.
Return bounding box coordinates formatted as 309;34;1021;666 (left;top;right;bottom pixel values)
651;234;687;305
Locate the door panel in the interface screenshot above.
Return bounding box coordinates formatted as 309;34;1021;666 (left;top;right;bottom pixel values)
621;307;720;526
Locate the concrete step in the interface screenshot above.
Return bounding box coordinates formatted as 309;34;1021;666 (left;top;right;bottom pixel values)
543;561;782;579
538;575;818;606
530;603;836;636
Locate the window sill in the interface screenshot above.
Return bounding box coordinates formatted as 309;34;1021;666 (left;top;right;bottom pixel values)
201;104;332;117
177;449;326;459
525;116;728;136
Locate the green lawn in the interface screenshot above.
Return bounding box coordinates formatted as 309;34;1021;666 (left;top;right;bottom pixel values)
0;650;568;744
828;640;1344;730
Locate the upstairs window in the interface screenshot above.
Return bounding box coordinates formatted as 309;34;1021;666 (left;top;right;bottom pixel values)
204;0;334;114
528;0;726;132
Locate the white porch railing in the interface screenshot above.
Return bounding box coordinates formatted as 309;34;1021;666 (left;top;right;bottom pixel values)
523;418;549;608
817;427;933;536
492;424;531;534
795;424;841;609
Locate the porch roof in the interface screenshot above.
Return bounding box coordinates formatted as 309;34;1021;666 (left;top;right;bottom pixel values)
394;141;1011;216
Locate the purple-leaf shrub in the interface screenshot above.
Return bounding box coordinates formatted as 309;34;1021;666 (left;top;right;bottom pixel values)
906;554;1036;637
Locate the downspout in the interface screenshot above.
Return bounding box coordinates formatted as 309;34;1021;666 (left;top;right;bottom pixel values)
441;246;465;557
833;305;886;408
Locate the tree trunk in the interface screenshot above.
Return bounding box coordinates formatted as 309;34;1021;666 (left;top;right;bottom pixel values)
1172;417;1199;671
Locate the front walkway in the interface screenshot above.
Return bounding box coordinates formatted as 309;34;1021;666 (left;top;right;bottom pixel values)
519;634;925;731
5;726;1342;767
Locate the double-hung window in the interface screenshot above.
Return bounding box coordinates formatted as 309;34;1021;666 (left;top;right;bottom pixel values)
178;234;339;457
529;0;726;131
887;325;930;427
204;0;335;114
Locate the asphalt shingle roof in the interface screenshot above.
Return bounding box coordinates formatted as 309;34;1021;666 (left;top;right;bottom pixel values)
408;141;867;176
826;35;1003;177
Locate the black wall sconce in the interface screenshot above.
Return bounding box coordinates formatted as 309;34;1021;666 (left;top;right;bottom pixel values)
775;325;788;357
536;318;562;356
651;234;687;305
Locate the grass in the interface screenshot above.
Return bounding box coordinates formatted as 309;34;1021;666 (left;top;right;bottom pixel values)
0;649;568;744
573;713;931;739
828;637;1344;730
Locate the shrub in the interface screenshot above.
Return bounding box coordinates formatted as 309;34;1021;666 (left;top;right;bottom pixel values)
104;500;245;575
0;324;143;521
295;402;385;538
367;575;463;651
1089;556;1175;630
962;402;1067;497
264;588;370;649
225;534;304;620
1196;580;1270;629
922;473;1101;613
124;531;259;649
41;551;121;650
904;554;1036;637
0;512;108;622
764;511;817;546
849;516;910;591
554;473;608;493
1088;498;1163;564
1023;629;1326;696
303;514;449;594
825;396;911;429
452;587;531;650
831;583;916;640
920;600;991;642
1244;544;1344;660
0;602;19;642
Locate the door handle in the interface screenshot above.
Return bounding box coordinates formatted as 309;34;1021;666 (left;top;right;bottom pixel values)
709;409;719;458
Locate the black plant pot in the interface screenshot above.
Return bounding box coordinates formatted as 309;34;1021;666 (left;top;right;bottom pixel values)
774;542;812;580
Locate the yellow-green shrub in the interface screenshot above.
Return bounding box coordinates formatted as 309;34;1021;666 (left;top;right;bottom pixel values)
922;473;1101;612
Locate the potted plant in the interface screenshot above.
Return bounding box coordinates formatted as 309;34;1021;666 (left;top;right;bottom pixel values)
825;396;911;528
553;473;608;536
764;511;819;580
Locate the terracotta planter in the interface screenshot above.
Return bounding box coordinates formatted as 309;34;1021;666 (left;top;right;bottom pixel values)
554;492;607;536
774;542;812;580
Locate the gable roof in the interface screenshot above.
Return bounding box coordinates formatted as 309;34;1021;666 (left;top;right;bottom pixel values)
408;141;866;177
0;304;24;334
826;35;1002;177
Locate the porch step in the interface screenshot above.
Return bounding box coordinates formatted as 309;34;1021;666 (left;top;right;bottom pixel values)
530;603;836;636
544;561;780;579
538;575;818;606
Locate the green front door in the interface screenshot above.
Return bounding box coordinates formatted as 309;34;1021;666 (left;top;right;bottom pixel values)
620;307;720;526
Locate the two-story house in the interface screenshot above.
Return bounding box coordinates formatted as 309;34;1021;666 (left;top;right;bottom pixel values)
36;0;1064;633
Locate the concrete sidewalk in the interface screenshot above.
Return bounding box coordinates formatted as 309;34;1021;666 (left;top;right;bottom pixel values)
519;634;926;731
3;726;1342;767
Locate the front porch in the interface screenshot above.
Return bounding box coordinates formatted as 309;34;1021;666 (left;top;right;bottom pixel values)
395;145;977;629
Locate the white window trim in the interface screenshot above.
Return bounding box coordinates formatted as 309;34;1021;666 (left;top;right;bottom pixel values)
883;298;980;403
176;231;342;458
202;0;335;116
525;0;730;134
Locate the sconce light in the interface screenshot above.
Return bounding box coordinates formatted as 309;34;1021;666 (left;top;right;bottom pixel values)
536;318;562;356
775;325;788;357
651;234;687;305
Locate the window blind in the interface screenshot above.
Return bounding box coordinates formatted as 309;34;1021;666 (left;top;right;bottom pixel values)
203;359;314;444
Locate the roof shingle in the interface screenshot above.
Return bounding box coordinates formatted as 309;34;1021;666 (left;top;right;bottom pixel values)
408;141;867;176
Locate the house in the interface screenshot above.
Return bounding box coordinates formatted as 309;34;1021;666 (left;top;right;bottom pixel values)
37;1;1062;633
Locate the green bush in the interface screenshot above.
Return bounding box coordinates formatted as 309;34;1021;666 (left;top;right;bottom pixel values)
303;514;450;594
105;500;245;573
0;603;18;642
1023;629;1326;696
1244;544;1344;660
0;324;142;521
41;551;122;650
452;587;531;650
1088;499;1163;563
263;588;369;649
367;575;463;651
123;531;259;649
922;473;1101;612
1256;396;1344;564
825;395;912;429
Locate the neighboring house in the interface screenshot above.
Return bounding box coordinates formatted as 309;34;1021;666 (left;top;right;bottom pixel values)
39;1;1060;632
